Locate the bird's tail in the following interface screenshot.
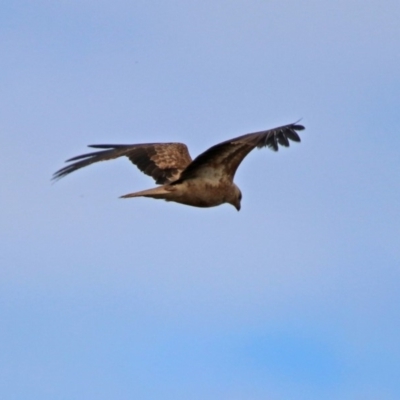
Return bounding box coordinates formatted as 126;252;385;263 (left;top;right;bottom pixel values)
120;185;173;200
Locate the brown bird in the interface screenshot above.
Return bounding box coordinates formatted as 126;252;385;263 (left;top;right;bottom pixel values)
53;122;304;211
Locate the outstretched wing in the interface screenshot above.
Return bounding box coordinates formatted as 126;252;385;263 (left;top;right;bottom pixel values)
53;143;192;184
177;122;304;183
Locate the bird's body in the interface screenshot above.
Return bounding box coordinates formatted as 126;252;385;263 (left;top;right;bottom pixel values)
123;179;240;208
53;122;304;211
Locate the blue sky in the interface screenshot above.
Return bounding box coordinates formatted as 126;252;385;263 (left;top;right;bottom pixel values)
1;1;399;399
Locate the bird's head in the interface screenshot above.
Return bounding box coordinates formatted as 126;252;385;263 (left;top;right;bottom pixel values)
228;184;242;211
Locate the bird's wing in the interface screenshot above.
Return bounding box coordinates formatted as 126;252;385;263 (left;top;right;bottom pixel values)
53;143;192;184
176;122;304;183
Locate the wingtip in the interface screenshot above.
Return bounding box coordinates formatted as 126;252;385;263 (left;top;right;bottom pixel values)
291;119;305;131
51;171;64;182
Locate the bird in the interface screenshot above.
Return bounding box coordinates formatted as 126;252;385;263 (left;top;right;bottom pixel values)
53;122;304;211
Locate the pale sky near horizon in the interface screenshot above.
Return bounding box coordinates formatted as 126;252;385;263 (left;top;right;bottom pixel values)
1;1;400;399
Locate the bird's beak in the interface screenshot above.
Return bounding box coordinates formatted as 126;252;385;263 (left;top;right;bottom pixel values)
235;202;241;211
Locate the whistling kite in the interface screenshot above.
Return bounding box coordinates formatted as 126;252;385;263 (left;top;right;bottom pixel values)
53;122;304;211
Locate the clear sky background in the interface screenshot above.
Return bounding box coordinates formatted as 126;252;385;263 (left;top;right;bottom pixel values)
1;1;399;399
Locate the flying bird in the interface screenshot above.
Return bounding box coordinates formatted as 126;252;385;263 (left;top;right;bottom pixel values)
53;122;304;211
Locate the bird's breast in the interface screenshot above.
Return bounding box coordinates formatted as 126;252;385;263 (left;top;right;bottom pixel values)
172;179;232;208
